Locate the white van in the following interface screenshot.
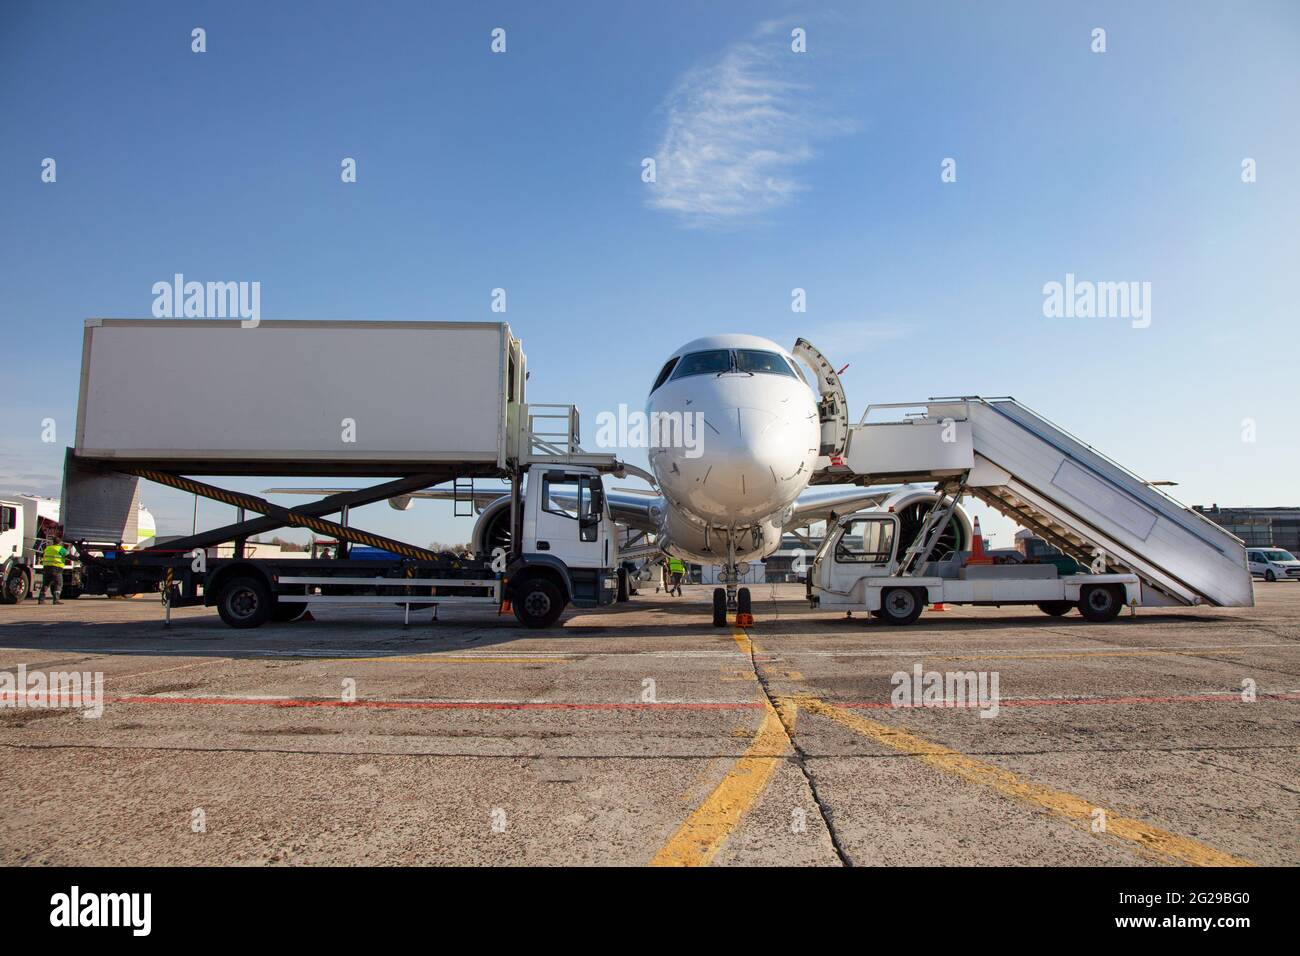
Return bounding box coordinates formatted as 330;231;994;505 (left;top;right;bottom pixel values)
1246;548;1300;582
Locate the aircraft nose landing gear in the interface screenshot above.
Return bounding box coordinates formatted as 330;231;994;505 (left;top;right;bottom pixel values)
712;552;754;627
711;585;753;627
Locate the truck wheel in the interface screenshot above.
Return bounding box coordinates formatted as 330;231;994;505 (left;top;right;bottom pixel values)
617;568;630;603
1037;601;1073;617
271;601;309;622
1077;584;1124;623
216;576;273;629
1;570;28;604
712;588;727;627
878;588;923;626
513;578;565;628
1264;570;1276;582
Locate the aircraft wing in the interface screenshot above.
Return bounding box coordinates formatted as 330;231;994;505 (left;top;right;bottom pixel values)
265;483;664;532
264;485;511;509
786;487;897;527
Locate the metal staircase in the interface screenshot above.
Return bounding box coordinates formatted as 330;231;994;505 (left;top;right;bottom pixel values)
838;397;1253;608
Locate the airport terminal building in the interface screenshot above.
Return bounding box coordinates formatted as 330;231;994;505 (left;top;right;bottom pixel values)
1196;506;1300;554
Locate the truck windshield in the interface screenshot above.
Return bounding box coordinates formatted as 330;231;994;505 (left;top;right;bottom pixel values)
1263;550;1296;562
835;519;895;563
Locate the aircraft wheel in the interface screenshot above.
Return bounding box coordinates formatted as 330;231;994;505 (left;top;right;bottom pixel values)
711;588;727;627
736;587;752;616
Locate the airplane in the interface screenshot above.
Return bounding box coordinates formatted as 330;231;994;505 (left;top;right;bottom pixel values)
266;335;971;626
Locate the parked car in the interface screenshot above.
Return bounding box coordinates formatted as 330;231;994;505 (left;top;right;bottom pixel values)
1246;548;1300;582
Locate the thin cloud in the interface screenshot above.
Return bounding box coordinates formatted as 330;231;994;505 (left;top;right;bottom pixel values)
802;320;916;360
646;23;849;227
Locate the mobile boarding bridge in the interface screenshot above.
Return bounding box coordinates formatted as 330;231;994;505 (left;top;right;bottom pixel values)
815;397;1252;610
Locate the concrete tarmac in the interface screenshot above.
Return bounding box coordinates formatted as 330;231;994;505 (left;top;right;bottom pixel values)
1;583;1296;866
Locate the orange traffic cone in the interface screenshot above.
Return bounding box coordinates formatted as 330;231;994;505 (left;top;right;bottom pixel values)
499;598;511;615
965;517;993;566
933;602;946;612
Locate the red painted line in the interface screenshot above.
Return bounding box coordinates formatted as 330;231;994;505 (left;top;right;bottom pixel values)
839;692;1300;710
109;696;765;712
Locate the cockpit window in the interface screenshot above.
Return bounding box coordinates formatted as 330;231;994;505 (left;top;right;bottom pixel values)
651;357;679;392
669;350;732;380
735;349;795;376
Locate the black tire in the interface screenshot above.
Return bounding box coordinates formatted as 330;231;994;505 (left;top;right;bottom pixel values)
271;601;309;622
512;577;565;629
1037;601;1073;617
616;568;630;603
1077;584;1124;623
216;575;273;629
2;570;29;605
736;587;752;616
1264;570;1276;582
712;587;727;627
878;587;923;626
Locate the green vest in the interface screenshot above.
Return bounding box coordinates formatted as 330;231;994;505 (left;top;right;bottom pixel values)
42;544;67;569
668;558;685;574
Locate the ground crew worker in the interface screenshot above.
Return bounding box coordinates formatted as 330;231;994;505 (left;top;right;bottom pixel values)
39;532;69;605
667;556;685;597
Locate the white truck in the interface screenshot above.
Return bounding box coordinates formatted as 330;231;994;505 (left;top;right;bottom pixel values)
808;507;1141;625
806;397;1253;624
0;496;86;603
60;318;632;628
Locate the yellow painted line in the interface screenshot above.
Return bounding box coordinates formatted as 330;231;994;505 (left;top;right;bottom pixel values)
928;647;1248;662
650;627;794;867
796;696;1254;867
650;700;793;866
113;658;223;682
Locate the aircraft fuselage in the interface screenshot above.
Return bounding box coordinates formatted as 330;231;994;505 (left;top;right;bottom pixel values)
645;334;821;565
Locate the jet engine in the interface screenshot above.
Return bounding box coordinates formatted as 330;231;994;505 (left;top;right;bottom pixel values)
875;487;973;559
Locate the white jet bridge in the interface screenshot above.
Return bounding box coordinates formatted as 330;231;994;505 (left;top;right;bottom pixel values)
817;397;1252;609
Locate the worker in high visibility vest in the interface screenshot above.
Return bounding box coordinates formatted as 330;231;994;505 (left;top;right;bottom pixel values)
667;556;685;597
38;532;69;605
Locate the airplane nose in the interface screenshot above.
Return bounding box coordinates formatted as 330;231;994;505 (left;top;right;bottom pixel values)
680;405;808;522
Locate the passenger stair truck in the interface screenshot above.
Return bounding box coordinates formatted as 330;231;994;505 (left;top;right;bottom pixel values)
808;398;1254;625
61;318;640;629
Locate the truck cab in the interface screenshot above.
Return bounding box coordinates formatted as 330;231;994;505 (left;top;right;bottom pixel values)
0;499;27;602
0;499;81;603
509;466;618;627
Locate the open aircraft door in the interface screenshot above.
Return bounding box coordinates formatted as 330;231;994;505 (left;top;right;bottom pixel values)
792;338;849;467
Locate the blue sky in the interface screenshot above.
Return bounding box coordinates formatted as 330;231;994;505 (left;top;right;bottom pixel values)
2;1;1297;548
